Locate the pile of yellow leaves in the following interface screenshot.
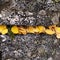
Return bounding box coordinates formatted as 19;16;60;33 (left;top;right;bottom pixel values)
1;25;60;38
11;25;60;38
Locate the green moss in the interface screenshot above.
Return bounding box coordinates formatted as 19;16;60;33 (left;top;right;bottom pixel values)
8;25;15;40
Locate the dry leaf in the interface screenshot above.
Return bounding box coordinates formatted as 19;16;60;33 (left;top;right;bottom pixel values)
45;29;55;35
11;26;19;34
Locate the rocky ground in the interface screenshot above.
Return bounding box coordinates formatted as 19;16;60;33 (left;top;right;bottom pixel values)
0;0;60;60
0;0;60;26
0;34;60;60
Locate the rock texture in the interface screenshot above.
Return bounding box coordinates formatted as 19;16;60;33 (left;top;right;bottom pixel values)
0;34;60;60
0;0;60;26
0;0;60;60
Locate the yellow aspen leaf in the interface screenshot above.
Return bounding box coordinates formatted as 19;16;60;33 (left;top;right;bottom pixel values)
27;26;35;33
18;26;27;35
1;29;8;34
55;27;60;34
0;25;6;32
49;25;56;31
37;26;45;33
34;26;40;33
45;29;55;35
11;26;19;34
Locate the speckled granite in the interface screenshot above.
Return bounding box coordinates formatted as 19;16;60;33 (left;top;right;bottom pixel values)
0;34;60;60
0;0;60;26
0;0;60;60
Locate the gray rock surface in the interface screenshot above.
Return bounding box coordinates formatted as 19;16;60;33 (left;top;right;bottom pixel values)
0;0;60;60
0;34;60;60
0;0;60;26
